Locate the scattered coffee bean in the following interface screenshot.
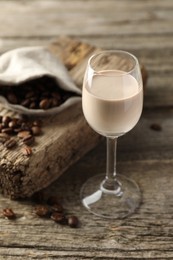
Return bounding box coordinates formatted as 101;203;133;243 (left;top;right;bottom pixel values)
22;135;35;145
2;116;11;127
67;216;79;228
2;208;16;219
32;120;42;127
17;130;31;139
150;123;162;131
31;126;42;136
4;138;17;149
1;127;13;135
8;119;18;129
21;122;32;131
51;212;67;224
22;145;32;156
34;205;50;218
13;128;22;133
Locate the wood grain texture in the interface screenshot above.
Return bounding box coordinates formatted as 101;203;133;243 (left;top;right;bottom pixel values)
0;0;172;259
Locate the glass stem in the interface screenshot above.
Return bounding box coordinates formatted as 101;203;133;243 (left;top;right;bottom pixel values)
102;137;122;194
106;137;117;181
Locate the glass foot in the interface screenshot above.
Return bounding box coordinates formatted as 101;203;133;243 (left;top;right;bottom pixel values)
80;174;141;219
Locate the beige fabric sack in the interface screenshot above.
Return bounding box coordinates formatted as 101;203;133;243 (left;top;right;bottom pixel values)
0;46;81;115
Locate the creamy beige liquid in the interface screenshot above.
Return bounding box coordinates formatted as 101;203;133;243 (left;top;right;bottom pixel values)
82;70;143;137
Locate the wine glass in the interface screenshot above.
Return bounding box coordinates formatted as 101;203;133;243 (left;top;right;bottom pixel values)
81;50;143;219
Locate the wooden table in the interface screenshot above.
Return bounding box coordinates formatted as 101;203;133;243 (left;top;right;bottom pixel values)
0;0;173;259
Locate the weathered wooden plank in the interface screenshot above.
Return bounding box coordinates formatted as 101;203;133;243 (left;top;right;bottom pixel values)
0;159;173;259
0;34;173;54
0;0;172;37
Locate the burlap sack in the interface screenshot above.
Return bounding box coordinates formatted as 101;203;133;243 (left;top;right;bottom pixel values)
0;46;81;115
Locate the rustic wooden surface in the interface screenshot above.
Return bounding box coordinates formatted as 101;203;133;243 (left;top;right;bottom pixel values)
0;0;173;259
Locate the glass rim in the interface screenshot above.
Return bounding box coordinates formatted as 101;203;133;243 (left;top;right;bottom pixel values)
88;50;139;76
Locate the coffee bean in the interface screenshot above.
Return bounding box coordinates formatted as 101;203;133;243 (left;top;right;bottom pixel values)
29;102;37;109
67;216;79;228
0;123;3;131
4;138;17;149
39;99;51;109
150;123;162;131
2;208;16;219
1;128;13;135
50;98;59;107
16;118;25;126
21;98;31;107
22;135;35;145
2;116;11;127
51;212;67;224
34;205;50;218
21;145;32;156
7;92;18;104
13;128;22;133
32;120;42;127
21;122;32;131
17;130;31;139
31;126;42;136
8;119;18;129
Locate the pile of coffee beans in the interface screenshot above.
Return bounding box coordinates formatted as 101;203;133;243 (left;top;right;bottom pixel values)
0;115;42;154
34;195;79;228
0;76;79;110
